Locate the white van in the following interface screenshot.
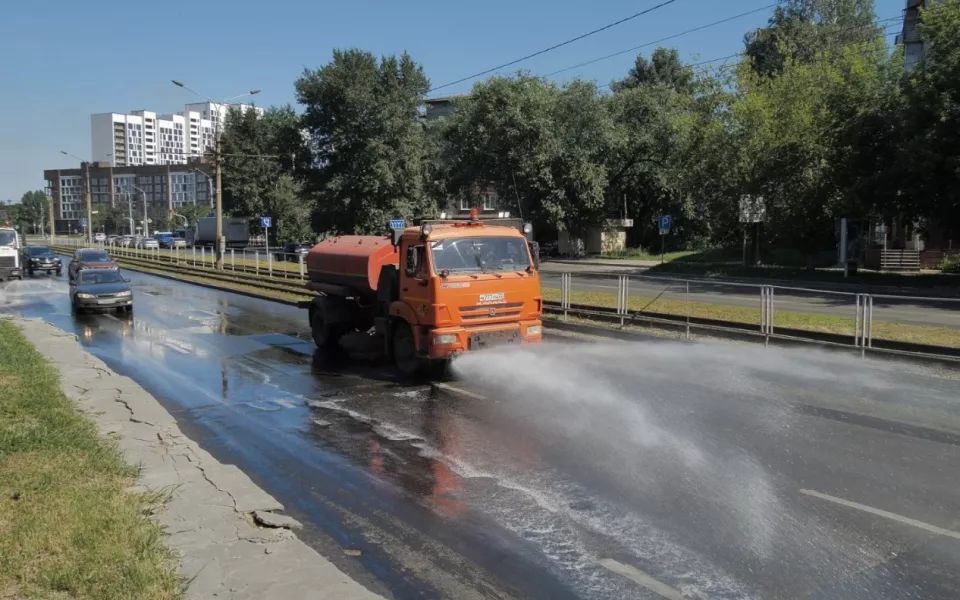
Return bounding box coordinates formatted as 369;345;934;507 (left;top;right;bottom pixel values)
0;227;22;281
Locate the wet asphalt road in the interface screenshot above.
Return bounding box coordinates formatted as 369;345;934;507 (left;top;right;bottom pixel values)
2;270;960;599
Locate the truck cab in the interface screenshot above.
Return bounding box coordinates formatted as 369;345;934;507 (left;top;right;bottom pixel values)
0;227;22;281
388;214;542;366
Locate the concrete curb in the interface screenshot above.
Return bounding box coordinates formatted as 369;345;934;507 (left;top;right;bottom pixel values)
11;316;384;600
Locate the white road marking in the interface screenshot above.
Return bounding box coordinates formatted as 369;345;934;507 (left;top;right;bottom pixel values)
598;559;685;600
103;314;121;322
432;382;487;400
799;489;960;540
271;398;297;408
163;341;191;355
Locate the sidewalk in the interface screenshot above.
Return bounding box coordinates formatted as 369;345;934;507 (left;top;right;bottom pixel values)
15;317;384;600
543;258;960;297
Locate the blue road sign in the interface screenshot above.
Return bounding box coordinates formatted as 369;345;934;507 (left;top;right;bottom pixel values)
389;219;406;230
80;217;88;227
658;215;672;233
261;216;272;228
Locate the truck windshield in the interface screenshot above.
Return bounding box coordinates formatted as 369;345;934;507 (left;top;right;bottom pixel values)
0;230;17;246
431;237;531;273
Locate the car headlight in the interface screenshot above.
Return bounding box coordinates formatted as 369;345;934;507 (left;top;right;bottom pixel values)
526;325;542;336
76;293;94;299
116;290;132;297
434;334;458;345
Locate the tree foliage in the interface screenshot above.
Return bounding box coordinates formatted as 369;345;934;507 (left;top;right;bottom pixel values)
295;49;438;235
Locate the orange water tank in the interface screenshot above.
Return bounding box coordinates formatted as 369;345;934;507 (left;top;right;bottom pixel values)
305;235;399;296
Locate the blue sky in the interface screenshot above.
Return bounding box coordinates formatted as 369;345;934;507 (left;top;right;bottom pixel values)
0;0;905;202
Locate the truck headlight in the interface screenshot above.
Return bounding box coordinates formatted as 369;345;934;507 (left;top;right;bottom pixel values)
526;325;542;336
76;293;94;299
116;290;132;297
434;334;458;345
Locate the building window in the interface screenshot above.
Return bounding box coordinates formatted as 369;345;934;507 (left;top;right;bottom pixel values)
459;197;471;211
483;193;498;211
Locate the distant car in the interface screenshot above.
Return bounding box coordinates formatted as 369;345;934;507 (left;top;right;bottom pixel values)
276;242;313;262
69;269;133;314
119;236;135;247
21;245;62;276
94;232;106;243
68;248;118;281
136;238;159;250
106;235;119;246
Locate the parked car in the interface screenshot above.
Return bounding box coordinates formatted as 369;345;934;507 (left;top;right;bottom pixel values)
94;232;106;243
137;238;159;250
275;242;314;262
21;245;62;276
106;235;119;246
119;235;135;247
68;248;118;281
69;269;133;314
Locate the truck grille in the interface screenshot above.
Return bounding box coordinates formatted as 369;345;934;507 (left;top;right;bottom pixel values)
0;256;15;268
459;302;524;321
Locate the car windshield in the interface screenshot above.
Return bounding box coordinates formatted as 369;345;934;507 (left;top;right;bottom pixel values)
79;251;111;262
27;246;52;255
430;236;531;273
79;270;124;284
0;230;16;246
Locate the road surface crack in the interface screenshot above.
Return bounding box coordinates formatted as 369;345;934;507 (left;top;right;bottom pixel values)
113;389;153;425
196;464;238;512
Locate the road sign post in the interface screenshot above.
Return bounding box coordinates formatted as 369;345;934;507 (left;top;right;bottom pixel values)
658;215;672;264
261;216;272;275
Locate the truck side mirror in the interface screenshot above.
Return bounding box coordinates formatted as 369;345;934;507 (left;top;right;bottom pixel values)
528;241;540;270
391;228;403;247
405;246;418;277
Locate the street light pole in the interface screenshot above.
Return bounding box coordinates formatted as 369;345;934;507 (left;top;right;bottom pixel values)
61;150;94;244
172;80;260;270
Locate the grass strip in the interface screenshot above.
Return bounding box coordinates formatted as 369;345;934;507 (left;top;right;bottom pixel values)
541;287;960;349
0;319;181;599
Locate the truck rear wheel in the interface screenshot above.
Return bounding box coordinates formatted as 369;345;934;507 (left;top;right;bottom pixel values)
311;303;345;352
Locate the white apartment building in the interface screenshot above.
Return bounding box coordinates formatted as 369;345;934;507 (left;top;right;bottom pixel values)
91;102;263;167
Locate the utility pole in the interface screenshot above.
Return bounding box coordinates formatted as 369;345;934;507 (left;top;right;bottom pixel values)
45;192;55;241
60;150;94;243
171;80;260;270
84;162;92;243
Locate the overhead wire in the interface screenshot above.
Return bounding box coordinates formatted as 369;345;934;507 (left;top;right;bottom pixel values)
428;0;681;93
545;2;786;78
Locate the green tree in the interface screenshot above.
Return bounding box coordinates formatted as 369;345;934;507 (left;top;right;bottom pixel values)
18;190;48;230
295;49;438;235
439;74;620;239
898;0;960;228
220;105;313;242
612;47;694;94
745;0;881;77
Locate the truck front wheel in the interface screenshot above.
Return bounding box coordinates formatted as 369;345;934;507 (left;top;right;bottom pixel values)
392;322;422;376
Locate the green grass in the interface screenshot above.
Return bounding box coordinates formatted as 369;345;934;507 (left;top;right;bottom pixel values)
0;320;182;600
542;286;960;349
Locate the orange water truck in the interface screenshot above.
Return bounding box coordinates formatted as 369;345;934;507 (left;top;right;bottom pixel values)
300;209;543;375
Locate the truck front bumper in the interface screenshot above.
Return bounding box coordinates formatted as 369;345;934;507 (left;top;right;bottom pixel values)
428;319;543;359
0;267;22;280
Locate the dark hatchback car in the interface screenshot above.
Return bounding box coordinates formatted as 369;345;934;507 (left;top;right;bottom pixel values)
68;248;119;281
69;269;133;314
21;245;62;276
275;242;314;262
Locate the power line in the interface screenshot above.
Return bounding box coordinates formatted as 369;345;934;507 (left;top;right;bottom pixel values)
546;2;785;78
549;12;903;83
428;0;681;93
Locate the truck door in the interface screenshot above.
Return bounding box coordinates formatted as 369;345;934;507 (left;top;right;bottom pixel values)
400;242;430;322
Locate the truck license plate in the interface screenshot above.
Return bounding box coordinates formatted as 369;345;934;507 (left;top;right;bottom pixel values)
469;329;520;350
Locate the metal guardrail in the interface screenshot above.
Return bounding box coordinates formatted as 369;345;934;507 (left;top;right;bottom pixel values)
549;270;960;359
